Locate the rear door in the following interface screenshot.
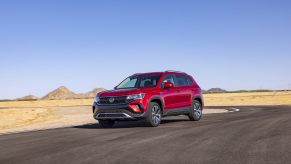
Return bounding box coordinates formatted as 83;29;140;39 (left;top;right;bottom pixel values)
173;74;192;107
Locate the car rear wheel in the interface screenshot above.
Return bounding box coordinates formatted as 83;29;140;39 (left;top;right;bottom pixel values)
98;120;115;128
146;102;162;127
189;100;202;121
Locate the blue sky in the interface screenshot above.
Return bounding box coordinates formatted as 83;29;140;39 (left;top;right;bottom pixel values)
0;0;291;99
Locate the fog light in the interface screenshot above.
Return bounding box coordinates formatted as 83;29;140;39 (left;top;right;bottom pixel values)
129;105;141;113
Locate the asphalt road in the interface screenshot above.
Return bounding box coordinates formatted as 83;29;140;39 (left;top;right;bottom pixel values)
1;106;291;164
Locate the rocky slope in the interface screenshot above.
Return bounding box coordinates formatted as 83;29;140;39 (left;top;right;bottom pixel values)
41;86;105;100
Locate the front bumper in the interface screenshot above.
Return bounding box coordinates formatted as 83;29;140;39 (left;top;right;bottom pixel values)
93;103;146;120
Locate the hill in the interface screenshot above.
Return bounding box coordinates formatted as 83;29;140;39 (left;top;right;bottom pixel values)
205;88;227;93
41;86;106;100
42;86;78;100
17;95;39;101
78;88;106;98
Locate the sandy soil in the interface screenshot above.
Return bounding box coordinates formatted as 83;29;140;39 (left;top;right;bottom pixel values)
204;91;291;106
0;99;92;108
0;106;93;134
0;108;61;130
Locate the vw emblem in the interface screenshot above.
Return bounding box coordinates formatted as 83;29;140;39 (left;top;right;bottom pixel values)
109;97;115;103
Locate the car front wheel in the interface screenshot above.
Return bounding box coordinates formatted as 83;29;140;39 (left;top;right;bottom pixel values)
145;102;162;127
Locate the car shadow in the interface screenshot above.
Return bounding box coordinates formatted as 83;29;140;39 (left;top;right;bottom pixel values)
73;117;190;129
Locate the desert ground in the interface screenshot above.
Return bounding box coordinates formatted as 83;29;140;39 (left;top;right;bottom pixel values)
1;91;291;134
204;90;291;106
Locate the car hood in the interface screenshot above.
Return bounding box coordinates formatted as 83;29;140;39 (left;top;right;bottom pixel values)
98;88;144;97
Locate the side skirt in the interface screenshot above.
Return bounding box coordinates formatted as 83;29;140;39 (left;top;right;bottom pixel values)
163;106;192;117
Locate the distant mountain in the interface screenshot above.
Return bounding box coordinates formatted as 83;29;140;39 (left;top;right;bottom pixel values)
42;86;78;100
78;88;106;98
205;88;227;93
41;86;106;100
17;95;39;101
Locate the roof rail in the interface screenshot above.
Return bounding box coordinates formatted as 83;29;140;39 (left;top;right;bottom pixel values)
165;70;186;74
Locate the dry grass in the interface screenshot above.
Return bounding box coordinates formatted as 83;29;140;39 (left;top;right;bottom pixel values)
0;99;93;108
0;108;61;130
0;99;93;131
204;91;291;106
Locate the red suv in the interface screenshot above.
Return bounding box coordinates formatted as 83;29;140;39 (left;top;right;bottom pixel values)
93;71;203;127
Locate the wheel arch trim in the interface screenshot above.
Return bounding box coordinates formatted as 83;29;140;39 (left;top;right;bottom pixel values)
193;95;204;110
148;96;165;113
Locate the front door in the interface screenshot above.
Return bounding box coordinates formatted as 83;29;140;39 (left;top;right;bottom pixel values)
161;74;181;109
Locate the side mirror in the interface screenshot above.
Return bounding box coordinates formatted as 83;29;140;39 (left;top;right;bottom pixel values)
164;82;174;89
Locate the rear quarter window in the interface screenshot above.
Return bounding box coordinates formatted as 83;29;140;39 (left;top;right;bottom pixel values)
186;76;194;85
175;74;191;86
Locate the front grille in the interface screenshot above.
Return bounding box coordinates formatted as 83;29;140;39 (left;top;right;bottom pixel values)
98;96;128;105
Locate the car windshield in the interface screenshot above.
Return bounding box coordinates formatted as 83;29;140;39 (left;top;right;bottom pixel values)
116;74;162;89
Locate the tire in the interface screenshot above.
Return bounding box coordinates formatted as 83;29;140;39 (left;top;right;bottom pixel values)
98;120;115;128
189;100;202;121
145;102;162;127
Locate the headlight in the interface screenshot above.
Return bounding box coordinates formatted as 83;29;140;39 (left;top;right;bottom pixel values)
94;96;100;103
126;93;145;100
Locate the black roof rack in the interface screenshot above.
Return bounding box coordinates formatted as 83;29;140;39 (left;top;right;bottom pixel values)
165;70;186;74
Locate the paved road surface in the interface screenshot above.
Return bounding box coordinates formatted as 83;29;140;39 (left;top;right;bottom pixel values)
0;106;291;164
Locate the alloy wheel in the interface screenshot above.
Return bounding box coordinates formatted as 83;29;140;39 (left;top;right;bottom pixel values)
193;102;202;119
151;105;161;125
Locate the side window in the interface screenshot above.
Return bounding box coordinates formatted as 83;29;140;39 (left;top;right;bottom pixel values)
175;75;190;86
140;76;159;87
186;76;193;85
161;74;175;87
